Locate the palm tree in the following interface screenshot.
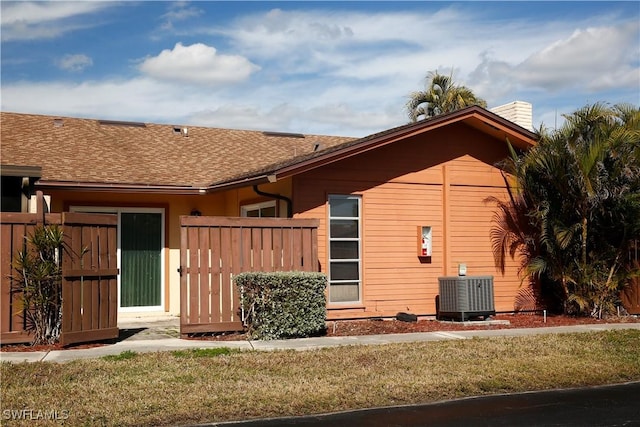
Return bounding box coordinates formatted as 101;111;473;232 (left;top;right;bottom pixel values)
406;70;487;122
488;103;640;317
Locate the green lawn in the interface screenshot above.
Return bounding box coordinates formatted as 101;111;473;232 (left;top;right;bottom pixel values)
2;330;640;426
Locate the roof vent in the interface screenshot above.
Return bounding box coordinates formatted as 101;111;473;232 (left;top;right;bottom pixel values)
53;118;64;128
98;119;146;128
172;126;188;137
312;142;325;152
262;131;305;138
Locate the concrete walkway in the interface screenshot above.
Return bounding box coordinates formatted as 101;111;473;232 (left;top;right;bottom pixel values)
2;318;639;364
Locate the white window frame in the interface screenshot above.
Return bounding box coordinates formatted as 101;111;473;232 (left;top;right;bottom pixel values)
70;206;165;313
240;200;277;217
328;195;362;304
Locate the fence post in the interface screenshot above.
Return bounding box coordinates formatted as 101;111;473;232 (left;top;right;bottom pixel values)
35;190;45;225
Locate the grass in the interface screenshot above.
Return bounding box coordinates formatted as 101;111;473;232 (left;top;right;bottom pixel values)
101;350;138;362
2;330;640;426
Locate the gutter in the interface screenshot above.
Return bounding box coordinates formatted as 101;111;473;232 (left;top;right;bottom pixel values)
252;184;293;218
35;174;274;195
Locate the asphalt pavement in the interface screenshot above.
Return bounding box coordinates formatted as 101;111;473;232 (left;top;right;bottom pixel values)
197;381;640;427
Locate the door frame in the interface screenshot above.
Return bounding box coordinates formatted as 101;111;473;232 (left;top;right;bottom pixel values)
70;206;166;312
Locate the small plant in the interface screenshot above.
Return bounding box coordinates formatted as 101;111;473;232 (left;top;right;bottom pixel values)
12;225;65;345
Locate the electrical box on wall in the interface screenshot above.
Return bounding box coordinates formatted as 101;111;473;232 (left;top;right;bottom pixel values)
417;226;432;258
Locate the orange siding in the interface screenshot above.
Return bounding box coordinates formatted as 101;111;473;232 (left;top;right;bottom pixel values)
294;123;522;319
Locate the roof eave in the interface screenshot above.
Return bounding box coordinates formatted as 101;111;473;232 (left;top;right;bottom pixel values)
270;106;538;181
35;175;274;195
36;180;208;195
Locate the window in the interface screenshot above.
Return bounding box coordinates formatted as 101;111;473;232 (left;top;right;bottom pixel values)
241;200;277;218
328;195;361;303
1;176;23;212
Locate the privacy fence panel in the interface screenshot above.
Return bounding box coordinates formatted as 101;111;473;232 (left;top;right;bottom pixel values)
0;210;118;346
180;216;319;336
60;212;119;346
0;213;61;344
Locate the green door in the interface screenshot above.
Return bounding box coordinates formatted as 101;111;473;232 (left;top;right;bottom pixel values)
121;212;162;307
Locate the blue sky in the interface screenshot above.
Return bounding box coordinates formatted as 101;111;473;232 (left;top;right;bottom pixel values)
1;1;639;136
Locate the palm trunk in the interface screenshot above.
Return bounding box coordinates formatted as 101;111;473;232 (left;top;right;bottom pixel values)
581;216;588;267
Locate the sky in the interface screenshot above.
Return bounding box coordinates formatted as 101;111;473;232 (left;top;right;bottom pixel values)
1;1;639;137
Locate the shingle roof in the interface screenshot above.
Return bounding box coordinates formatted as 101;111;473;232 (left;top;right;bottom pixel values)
0;112;354;189
240;105;539;182
1;107;537;193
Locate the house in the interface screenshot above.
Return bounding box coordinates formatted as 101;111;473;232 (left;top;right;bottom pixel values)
0;106;538;321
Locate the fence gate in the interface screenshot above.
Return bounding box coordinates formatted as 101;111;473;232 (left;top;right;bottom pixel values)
60;212;119;346
1;210;119;346
180;216;319;336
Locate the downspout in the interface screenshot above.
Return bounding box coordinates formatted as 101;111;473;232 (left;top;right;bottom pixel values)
252;184;293;218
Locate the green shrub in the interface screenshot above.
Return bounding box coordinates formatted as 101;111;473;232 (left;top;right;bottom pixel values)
235;272;327;340
12;225;65;345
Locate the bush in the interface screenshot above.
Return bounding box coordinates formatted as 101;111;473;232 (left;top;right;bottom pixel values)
12;225;65;345
235;272;327;340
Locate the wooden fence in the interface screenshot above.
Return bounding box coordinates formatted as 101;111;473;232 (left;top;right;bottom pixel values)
179;216;319;336
1;209;119;346
621;240;640;315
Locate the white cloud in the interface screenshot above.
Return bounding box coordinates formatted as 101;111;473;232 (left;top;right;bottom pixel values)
2;4;637;137
0;1;113;41
138;42;260;86
159;2;203;31
187;104;297;132
469;21;640;103
56;54;93;72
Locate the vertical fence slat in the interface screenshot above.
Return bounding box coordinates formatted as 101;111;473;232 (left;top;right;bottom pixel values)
0;224;13;335
272;227;283;271
282;227;293;270
220;227;232;323
262;228;273;272
292;227;303;270
210;227;222;323
251;228;261;271
188;226;200;325
180;222;188;328
81;225;93;331
198;227;210;325
301;228;313;271
241;228;252;272
230;227;243;321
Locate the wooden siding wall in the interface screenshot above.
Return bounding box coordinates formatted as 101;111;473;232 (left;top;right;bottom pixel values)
293;123;522;319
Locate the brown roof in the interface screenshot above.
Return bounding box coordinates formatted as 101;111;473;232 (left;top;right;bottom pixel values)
1;106;537;194
0;112;353;193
